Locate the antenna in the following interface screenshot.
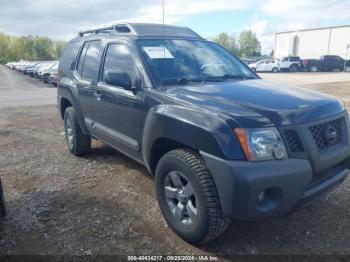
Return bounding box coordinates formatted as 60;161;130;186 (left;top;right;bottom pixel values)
162;0;165;25
162;0;165;59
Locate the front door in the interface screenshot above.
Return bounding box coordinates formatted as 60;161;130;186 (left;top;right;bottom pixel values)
92;42;145;161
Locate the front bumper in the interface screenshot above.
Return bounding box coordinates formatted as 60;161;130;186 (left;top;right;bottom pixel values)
201;152;349;220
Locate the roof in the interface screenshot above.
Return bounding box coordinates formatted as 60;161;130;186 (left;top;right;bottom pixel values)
78;23;203;39
276;24;350;35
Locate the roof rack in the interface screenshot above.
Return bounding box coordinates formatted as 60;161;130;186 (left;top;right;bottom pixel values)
79;23;135;37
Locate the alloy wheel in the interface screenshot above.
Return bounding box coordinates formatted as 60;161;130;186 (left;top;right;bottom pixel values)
164;171;198;225
66;118;74;149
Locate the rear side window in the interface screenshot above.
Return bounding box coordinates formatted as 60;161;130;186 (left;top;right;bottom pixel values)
59;41;81;71
81;41;101;80
290;57;300;62
102;43;140;87
77;42;89;74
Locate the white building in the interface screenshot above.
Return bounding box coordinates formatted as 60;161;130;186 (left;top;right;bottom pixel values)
274;25;350;60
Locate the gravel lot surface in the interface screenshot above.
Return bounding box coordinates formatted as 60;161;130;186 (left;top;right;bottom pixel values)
0;66;349;257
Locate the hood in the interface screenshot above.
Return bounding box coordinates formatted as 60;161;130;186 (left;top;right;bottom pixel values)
164;79;344;127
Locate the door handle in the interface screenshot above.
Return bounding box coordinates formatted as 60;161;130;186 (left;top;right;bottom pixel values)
94;91;102;100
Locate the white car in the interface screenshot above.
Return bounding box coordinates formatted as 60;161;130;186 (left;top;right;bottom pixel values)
249;59;279;73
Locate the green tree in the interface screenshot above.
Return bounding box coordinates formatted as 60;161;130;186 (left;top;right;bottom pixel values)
238;30;261;58
34;36;54;60
211;33;239;55
0;32;65;63
54;41;66;58
0;33;12;63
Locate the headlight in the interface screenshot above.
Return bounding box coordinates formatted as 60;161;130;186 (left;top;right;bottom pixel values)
235;128;287;161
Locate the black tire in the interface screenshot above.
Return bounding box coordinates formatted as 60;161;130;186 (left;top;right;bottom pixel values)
290;64;298;72
0;178;6;218
272;67;278;73
64;107;91;156
310;65;318;72
155;149;229;244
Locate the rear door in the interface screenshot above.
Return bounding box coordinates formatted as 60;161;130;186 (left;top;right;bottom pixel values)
73;40;103;128
334;56;345;70
265;60;273;71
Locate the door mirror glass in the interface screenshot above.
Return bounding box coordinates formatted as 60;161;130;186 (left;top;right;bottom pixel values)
105;71;132;89
70;61;75;70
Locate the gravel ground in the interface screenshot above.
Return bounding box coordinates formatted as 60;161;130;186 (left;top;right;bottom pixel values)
0;66;349;258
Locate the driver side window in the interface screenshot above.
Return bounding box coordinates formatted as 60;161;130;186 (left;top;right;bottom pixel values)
102;43;140;88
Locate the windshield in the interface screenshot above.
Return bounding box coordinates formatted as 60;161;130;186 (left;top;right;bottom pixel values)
137;39;256;86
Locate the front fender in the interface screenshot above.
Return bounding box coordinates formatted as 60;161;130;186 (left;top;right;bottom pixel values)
142;104;244;171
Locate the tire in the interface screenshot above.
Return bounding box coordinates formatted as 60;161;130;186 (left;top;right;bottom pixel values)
0;178;6;218
272;67;278;73
310;65;318;72
155;149;229;244
64;107;91;156
290;64;298;72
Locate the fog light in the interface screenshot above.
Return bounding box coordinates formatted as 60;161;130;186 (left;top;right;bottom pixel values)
257;191;266;203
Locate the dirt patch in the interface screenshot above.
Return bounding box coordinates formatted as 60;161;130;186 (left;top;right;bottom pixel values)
0;105;349;256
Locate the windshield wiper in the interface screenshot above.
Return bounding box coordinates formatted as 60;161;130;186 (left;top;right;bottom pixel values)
160;77;205;86
176;77;206;84
205;74;254;82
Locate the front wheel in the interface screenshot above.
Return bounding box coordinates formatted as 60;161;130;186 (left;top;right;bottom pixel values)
272;67;278;73
155;149;229;244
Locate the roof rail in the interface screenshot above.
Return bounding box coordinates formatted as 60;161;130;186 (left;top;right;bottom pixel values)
78;23;135;37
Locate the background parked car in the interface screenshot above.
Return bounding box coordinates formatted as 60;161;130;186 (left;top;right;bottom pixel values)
26;62;45;77
303;55;346;72
42;61;58;83
37;61;57;80
48;63;59;86
279;56;303;72
249;59;279;72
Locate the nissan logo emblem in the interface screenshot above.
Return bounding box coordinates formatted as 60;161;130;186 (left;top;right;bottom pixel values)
325;125;337;144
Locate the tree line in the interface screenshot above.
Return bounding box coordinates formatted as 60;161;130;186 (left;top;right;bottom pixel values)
0;32;66;64
211;30;261;58
0;29;261;64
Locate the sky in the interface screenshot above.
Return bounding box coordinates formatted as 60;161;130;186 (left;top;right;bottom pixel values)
0;0;350;54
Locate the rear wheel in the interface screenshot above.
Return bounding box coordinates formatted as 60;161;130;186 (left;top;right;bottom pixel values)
155;149;229;244
310;65;318;72
64;107;91;156
272;67;278;73
290;64;298;72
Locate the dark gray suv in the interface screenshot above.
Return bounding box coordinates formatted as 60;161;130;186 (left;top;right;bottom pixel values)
57;23;349;244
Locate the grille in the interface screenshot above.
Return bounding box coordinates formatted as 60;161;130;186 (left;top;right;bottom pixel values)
309;118;342;151
284;129;304;153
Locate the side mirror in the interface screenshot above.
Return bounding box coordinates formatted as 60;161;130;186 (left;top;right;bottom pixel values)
70;61;75;70
105;71;132;89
